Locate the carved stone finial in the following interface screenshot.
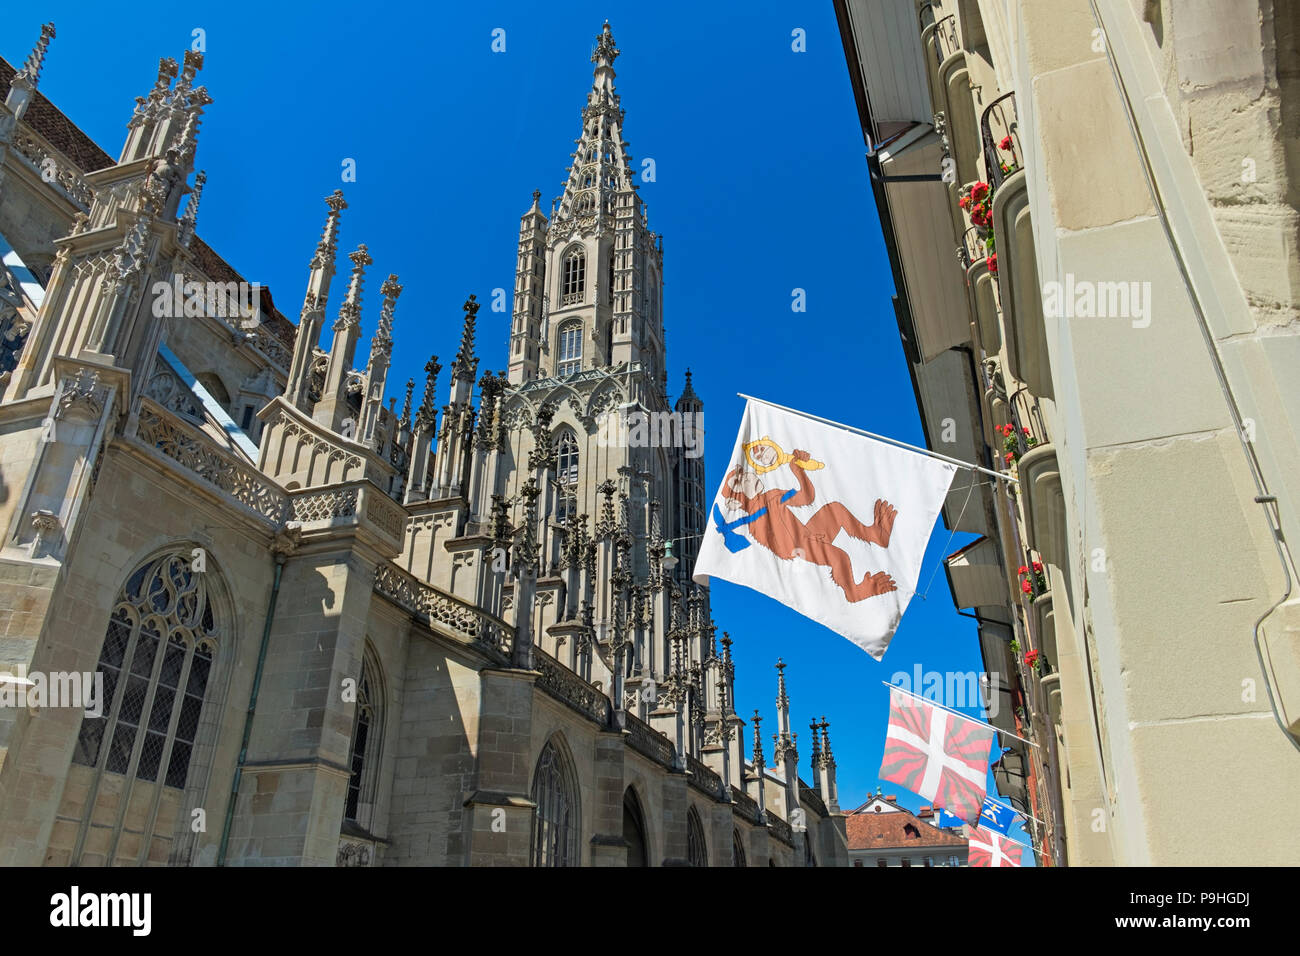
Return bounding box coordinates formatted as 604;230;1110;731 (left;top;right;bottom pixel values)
371;274;401;356
592;20;619;68
453;295;479;382
400;378;414;427
416;356;441;429
177;169;206;248
14;22;56;88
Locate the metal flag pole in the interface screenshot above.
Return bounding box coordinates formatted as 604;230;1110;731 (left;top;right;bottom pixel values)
737;392;1017;485
881;680;1040;749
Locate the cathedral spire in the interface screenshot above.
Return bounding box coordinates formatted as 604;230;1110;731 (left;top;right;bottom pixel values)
555;21;637;222
676;368;702;412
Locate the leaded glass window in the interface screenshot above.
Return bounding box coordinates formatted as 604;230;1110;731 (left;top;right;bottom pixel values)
557;431;579;485
557;322;583;376
73;551;219;792
561;247;585;304
530;739;579;866
345;649;383;827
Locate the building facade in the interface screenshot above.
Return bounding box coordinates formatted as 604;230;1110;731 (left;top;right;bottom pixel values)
0;21;848;866
835;0;1300;865
846;793;968;867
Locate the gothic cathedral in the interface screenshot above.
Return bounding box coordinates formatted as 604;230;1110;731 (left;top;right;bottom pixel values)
0;21;848;866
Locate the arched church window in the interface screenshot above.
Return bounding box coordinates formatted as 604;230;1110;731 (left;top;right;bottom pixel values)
732;829;747;867
345;646;384;828
69;548;224;864
557;431;579;484
687;807;708;867
73;551;220;789
195;372;231;409
530;738;580;866
557;321;583;377
623;788;649;867
556;490;576;528
561;247;585;304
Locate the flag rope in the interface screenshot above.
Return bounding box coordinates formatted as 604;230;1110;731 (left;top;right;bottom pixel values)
917;477;978;601
881;680;1040;749
737;393;1018;485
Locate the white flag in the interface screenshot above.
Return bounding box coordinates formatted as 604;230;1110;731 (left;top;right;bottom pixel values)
692;400;956;659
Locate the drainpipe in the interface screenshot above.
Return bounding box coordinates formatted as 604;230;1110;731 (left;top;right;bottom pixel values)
216;523;299;865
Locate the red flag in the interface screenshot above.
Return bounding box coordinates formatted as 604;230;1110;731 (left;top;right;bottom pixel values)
968;829;1023;867
878;686;994;824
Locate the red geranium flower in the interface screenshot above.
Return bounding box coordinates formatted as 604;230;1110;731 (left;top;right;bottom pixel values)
999;135;1013;151
1017;566;1029;575
1024;650;1040;667
1022;427;1031;435
1004;451;1014;464
959;195;970;209
1021;579;1033;594
1032;561;1043;572
988;252;998;273
971;181;990;201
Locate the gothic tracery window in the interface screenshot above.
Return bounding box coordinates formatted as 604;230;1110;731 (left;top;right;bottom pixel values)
67;548;224;865
687;808;708;867
562;247;585;304
732;828;747;867
73;551;219;791
345;647;384;829
557;321;583;377
556;431;579;485
530;738;579;866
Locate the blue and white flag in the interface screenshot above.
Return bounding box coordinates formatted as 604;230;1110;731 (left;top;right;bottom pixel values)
976;797;1020;834
935;808;966;829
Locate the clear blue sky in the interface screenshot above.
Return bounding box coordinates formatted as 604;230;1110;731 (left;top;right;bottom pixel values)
12;0;1031;851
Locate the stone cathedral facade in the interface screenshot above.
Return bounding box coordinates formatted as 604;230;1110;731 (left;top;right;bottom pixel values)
0;22;848;866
